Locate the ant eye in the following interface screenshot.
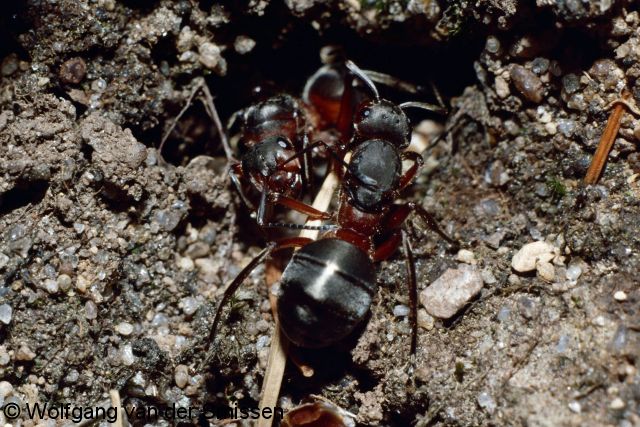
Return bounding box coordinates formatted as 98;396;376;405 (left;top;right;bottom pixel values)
278;140;287;148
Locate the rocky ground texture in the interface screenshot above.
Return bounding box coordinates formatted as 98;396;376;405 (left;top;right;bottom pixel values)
0;1;639;426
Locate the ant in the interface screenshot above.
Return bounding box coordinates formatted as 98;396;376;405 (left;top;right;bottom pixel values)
207;65;458;356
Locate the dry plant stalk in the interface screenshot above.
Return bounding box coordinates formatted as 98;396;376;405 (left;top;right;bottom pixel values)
584;89;632;185
257;166;342;427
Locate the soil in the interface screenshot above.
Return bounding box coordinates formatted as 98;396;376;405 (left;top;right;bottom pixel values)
0;1;639;426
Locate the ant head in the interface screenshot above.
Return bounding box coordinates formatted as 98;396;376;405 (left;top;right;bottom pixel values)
242;136;298;179
353;99;411;148
345;139;402;212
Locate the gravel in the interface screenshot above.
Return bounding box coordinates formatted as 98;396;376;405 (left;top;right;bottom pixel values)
419;265;484;319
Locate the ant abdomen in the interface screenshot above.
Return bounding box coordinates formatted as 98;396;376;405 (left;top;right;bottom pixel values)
354;99;411;148
277;238;376;348
242;94;301;147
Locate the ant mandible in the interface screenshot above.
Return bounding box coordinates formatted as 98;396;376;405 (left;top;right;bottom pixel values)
208;62;458;356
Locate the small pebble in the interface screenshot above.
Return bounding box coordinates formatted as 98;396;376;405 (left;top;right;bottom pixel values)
1;54;19;76
568;401;581;413
417;309;434;330
393;305;409;317
420;264;483;319
59;57;87;84
495;76;510;98
536;261;555;282
477;392;496;414
613;291;627;301
180;296;200;316
0;381;13;398
511;241;555;272
174;365;189;388
565;264;582;281
609;397;625;410
485;36;500;54
481;269;497;285
0;345;9;365
592;316;605;327
16;345;36;361
121;344;135;366
456;249;476;265
85;300;98;319
234;35;256;55
198;42;222;70
510;64;544;103
177;256;195;271
0;253;9;270
57;274;72;292
115;322;134;336
43;278;59;294
0;304;12;325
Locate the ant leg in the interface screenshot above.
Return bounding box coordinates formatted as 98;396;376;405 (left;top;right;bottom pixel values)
379;203;458;248
401;230;418;355
372;229;402;262
395;151;424;194
256;188;335;231
282;140;351;173
229;163;256;211
269;193;332;220
408;202;459;248
206;237;314;356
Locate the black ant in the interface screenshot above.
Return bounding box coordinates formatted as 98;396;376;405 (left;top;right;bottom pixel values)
207;64;458;356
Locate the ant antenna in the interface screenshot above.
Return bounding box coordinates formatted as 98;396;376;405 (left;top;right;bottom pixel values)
399;101;447;116
345;60;380;100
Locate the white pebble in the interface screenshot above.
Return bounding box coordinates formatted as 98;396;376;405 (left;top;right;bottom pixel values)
481;269;497;285
0;304;12;325
417;309;434;330
43;278;59;294
609;397;625;409
511;241;555;272
16;345;36;361
477;392;496;414
393;305;409;317
420;264;483;319
85;300;98;319
0;345;9;365
613;291;627;301
565;264;582;281
177;256;195;271
57;274;72;292
568;401;581;413
180;297;200;316
536;261;555;282
198;42;221;70
456;249;476;264
0;381;13;398
121;344;135;366
174;365;189;388
115;322;134;336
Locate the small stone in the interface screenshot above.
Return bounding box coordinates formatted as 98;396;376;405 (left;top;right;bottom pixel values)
1;54;19;76
481;269;497;285
510;64;544;103
121;344;135;366
16;345;36;361
536;261;555;282
0;345;9;365
495;76;510;98
115;322;134;336
177;256;195;271
59;57;87;84
497;305;510;321
531;57;549;74
42;278;59;294
557;119;576;137
613;291;627;301
174;365;189;388
518;296;537;319
185;242;209;259
85;300;98;320
485;36;500;54
592;315;605;327
565;264;582;281
0;381;12;398
234;35;256;54
393;305;409;317
568;401;581;413
511;241;555;272
0;304;12;325
420;265;483;319
57;274;72;292
477;392;496;414
609;397;625;410
417;309;434;330
0;252;9;270
561;73;580;94
198;42;222;70
180;297;200;316
456;249;476;265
